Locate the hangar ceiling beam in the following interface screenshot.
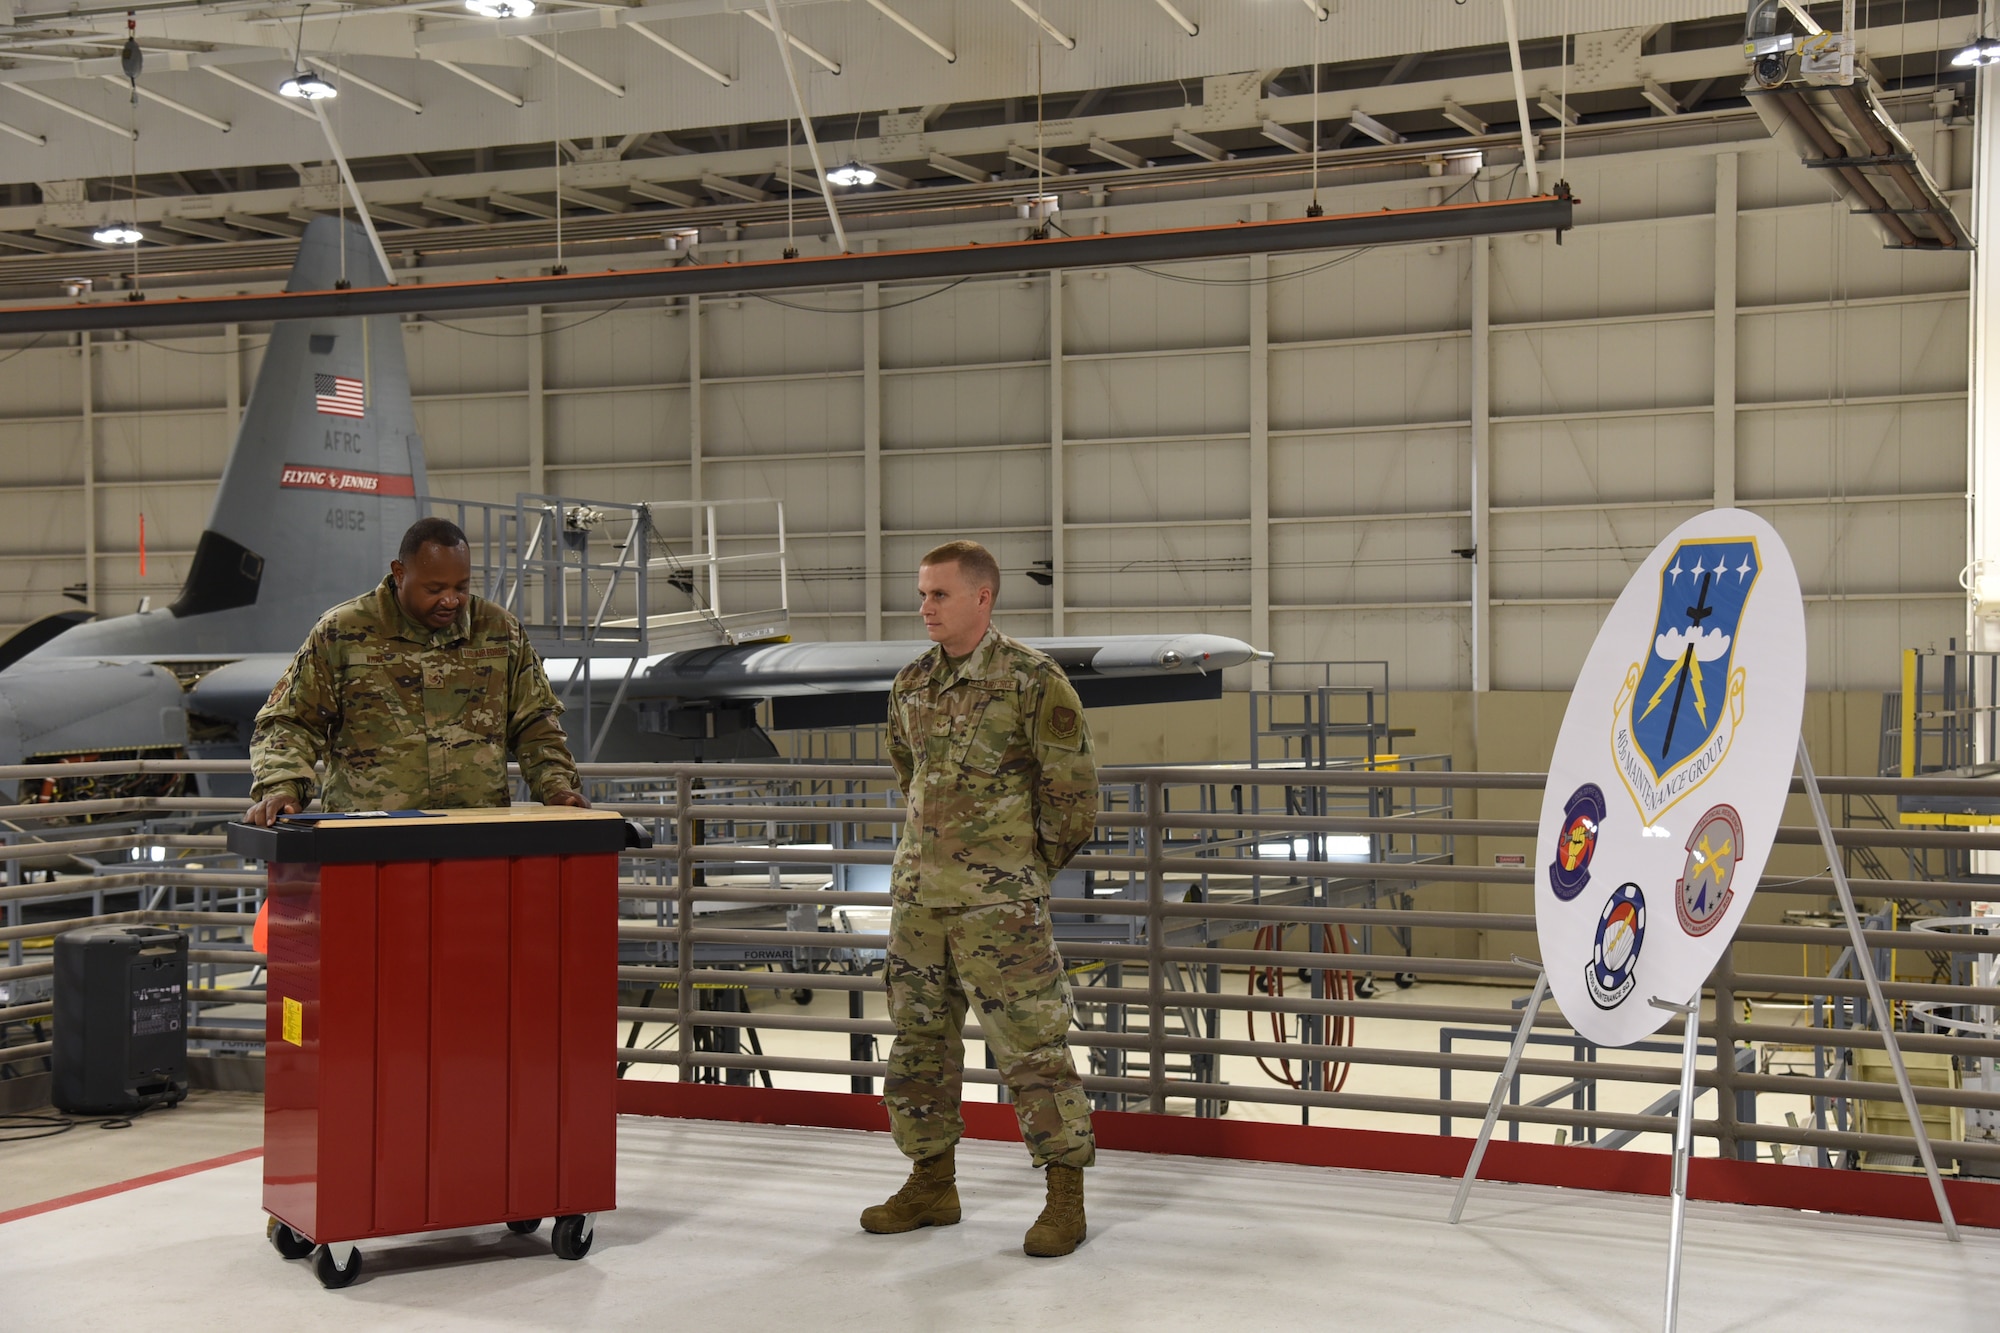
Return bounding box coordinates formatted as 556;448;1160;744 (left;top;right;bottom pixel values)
926;151;990;183
0;195;1575;334
7;81;132;138
626;22;733;87
203;64;317;120
0;16;1971;216
1087;137;1146;170
1008;0;1074;52
742;7;840;75
626;179;700;208
0;230;64;251
223;210;301;237
518;36;624;98
432;59;525;107
1151;1;1198;39
306;58;422;115
101;76;230;132
862;0;955;64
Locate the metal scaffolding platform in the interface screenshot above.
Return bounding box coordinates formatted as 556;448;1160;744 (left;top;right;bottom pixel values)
423;491;791;760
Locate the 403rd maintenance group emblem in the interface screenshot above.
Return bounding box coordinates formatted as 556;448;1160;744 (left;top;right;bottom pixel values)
1611;539;1762;825
1586;884;1648;1010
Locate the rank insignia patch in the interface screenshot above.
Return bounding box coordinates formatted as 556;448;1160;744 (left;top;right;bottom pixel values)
1549;783;1606;902
1675;804;1742;937
1586;884;1647;1010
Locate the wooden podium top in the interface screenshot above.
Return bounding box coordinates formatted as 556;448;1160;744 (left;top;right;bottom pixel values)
227;805;638;864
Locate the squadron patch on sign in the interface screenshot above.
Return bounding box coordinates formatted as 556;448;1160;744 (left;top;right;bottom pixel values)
1610;538;1763;825
1549;783;1606;902
1586;884;1648;1010
1675;804;1743;937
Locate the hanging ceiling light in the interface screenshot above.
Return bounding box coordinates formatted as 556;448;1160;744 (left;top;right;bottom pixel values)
279;70;337;100
1953;37;2000;68
93;222;143;245
466;0;536;15
826;162;876;187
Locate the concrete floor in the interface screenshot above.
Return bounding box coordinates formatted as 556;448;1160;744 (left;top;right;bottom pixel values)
4;1106;1996;1331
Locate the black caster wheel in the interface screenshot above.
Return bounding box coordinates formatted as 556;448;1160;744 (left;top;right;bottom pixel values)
1296;967;1312;985
267;1217;314;1260
551;1214;594;1261
791;988;813;1005
506;1218;542;1236
313;1244;363;1289
1395;972;1417;990
1355;976;1378;1000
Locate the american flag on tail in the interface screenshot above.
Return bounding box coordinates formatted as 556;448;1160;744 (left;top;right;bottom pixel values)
314;373;365;418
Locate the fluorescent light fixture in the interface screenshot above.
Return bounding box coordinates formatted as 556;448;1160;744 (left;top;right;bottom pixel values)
93;222;143;245
278;71;338;101
466;0;537;15
1953;37;2000;68
826;162;877;187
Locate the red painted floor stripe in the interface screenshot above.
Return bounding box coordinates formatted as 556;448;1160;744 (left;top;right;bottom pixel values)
0;1146;265;1226
618;1081;2000;1230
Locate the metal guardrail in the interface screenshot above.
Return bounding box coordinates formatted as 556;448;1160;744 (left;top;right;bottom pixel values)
2;758;1999;1176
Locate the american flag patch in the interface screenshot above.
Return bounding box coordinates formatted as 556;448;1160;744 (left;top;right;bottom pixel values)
314;373;365;418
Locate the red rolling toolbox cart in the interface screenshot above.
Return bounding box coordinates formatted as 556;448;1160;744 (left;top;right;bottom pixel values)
228;807;633;1289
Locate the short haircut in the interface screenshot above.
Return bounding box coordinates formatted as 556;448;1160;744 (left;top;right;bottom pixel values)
921;540;1000;600
399;517;469;563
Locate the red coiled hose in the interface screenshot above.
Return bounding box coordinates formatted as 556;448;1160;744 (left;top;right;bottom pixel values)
1249;924;1356;1092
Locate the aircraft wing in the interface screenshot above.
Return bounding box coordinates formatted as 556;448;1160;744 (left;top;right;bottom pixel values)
582;633;1262;699
185;633;1265;727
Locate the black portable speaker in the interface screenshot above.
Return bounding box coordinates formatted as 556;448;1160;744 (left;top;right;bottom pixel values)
52;925;189;1116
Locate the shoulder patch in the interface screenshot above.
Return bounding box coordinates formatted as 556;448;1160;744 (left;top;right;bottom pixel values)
1038;670;1087;753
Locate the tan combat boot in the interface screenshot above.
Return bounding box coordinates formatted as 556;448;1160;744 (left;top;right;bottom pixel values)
859;1148;961;1234
1022;1164;1086;1257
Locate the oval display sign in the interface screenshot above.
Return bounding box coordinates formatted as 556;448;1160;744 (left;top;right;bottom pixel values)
1534;508;1806;1048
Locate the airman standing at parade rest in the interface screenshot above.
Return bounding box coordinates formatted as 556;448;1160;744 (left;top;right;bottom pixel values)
863;539;1100;1258
243;517;589;825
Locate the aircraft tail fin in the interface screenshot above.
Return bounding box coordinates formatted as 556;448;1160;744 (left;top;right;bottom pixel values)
174;217;427;648
25;218;428;661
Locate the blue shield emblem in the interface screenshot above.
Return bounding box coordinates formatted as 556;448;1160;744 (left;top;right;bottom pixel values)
1629;539;1760;775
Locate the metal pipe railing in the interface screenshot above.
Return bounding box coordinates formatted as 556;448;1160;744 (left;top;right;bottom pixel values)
4;759;2000;1178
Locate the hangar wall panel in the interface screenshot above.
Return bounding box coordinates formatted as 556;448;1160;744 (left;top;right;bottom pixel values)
0;131;1971;692
882;366;1047;451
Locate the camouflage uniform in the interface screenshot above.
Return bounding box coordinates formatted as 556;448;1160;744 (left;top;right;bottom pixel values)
249;575;579;809
884;627;1099;1170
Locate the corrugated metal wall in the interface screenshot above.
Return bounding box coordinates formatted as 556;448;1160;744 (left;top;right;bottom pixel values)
0;119;1970;692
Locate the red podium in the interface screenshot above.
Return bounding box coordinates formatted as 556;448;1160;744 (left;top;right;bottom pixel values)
229;807;630;1288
